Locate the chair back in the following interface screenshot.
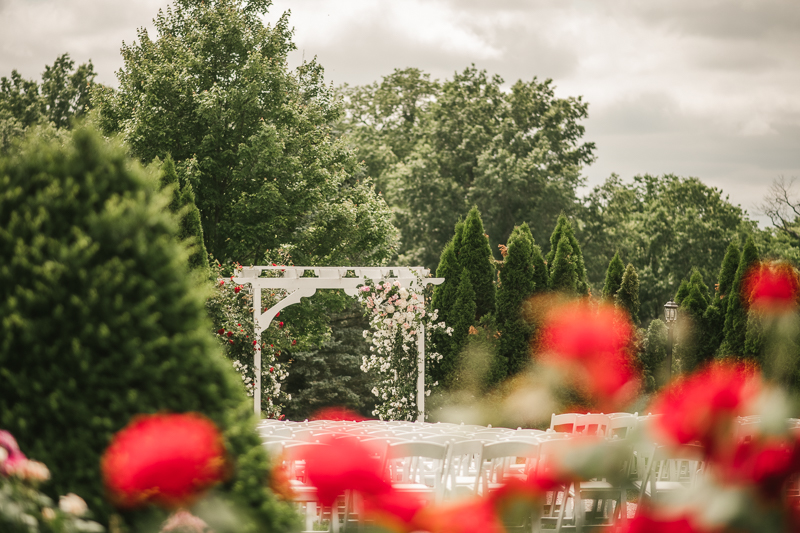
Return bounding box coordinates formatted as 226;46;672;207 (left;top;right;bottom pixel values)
384;441;448;490
478;440;540;495
550;413;578;433
443;439;484;498
608;414;638;440
574;414;610;437
640;444;705;501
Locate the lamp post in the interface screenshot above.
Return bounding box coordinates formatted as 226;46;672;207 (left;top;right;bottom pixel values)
664;298;678;381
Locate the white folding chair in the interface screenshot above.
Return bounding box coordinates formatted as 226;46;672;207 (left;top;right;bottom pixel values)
573;414;610;437
383;441;448;504
635;444;705;510
442;439;484;499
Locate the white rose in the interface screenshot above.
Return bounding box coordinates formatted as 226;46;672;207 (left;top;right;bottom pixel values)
59;493;88;517
385;305;395;314
398;288;409;299
396;299;408;309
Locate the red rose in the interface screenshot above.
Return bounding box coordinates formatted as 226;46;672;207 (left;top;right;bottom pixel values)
538;301;639;410
269;367;274;373
291;339;297;346
278;321;284;329
217;329;224;335
649;361;760;456
253;340;257;346
219;280;224;286
101;413;228;509
226;331;233;338
276;312;280;317
744;261;800;314
228;339;234;344
234;286;241;293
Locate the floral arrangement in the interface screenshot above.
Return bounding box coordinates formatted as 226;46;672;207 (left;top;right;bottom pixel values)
206;261;296;418
356;275;451;420
0;430;102;533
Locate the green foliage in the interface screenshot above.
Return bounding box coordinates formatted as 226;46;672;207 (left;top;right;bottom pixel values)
578;174;754;322
640;319;669;392
282;302;377;420
677;271;711;372
458;207;496;319
615;263;640;325
545;214;588;295
0;128;296;531
429;226;464;386
497;224;537;377
549;234;578;293
338;66;595;269
602;252;625;301
717;241;741;314
675;279;689;305
95;0;397;266
1;54;96;153
439;275;477;389
722;236;760;356
157;155;208;271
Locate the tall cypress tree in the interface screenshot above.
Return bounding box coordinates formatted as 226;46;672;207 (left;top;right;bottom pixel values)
616;263;640;325
675;279;690;305
717;241;741;316
678;273;711;372
458;207;496;318
497;226;536;377
430;230;464;386
439;274;477;388
546;214;588;295
722;236;760;356
602;252;625;301
157;155;208;272
549;234;578;293
517;223;548;292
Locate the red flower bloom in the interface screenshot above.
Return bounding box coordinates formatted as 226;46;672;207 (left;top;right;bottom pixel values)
649;362;760;456
744;262;800;314
226;331;233;338
300;436;389;507
101;413;228;509
276;312;280;318
228;339;234;344
291;339;297;346
278;321;285;329
269;367;274;373
310;407;367;422
219;280;224;286
718;436;800;499
216;329;224;335
619;511;707;533
234;286;241;294
538;302;640;410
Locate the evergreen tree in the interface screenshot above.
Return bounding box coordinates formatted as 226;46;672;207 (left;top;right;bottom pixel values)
0;128;296;530
688;268;710;307
615;263;640;325
439;275;477;388
429;220;465;386
157;155;208;271
546;214;589;295
497;226;537;377
641;319;669;391
549;233;578;293
515;223;548;292
282;302;377;420
717;241;741;316
458;207;496;318
675;279;689;305
722;236;760;356
677;277;711;372
602;252;625;300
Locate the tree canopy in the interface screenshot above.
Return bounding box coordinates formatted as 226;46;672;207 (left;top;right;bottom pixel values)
95;0;397;266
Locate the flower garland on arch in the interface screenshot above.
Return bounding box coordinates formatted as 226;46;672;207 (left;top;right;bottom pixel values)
206;262;294;419
356;275;451;421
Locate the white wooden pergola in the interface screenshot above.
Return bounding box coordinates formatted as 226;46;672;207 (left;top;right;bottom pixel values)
231;266;444;421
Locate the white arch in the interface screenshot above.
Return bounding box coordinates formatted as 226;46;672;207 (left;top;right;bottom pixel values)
231;266;444;420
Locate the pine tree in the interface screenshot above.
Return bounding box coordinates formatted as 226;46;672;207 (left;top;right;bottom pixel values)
549;233;578;293
616;263;641;325
702;242;741;359
546;214;589;295
439;274;477;388
497;226;536;377
157;155;208;272
458;207;496;318
602;252;625;301
722;236;760;356
688;268;710;307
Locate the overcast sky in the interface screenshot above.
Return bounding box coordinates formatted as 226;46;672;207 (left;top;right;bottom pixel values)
2;0;799;225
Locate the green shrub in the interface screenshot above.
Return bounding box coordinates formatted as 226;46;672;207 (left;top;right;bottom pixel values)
615;263;640;325
722;236;760;356
0;128;297;531
458;207;496;319
602;252;625;301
